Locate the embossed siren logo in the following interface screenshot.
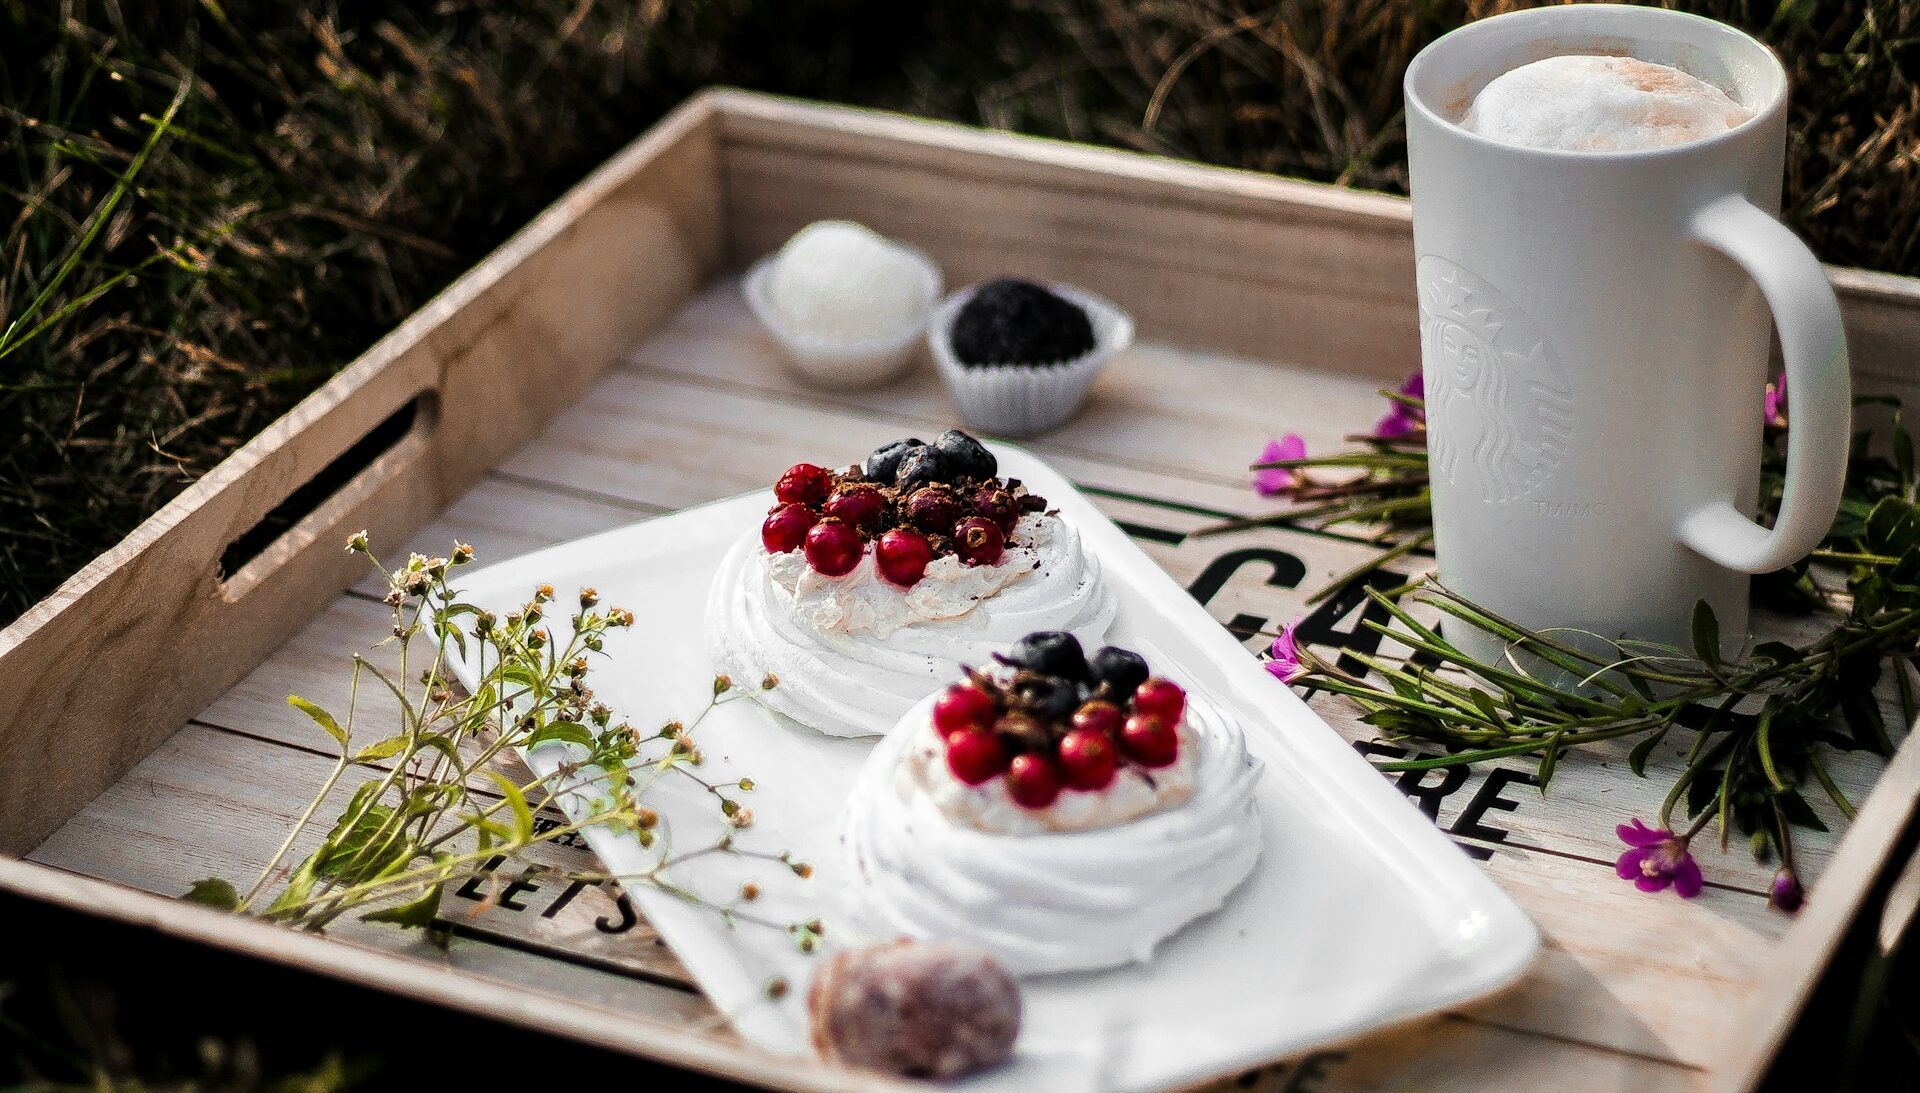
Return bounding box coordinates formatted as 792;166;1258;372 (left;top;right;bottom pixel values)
1418;256;1574;504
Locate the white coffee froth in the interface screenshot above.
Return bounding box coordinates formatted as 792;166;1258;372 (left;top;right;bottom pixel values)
1463;55;1752;153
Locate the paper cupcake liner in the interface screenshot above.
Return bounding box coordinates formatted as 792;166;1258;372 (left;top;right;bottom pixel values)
743;241;942;389
930;281;1134;437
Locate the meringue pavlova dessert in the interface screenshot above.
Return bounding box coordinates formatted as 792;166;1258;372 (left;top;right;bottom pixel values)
707;430;1116;737
839;632;1263;975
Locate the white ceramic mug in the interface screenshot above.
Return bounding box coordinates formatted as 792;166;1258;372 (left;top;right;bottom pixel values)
1403;4;1850;662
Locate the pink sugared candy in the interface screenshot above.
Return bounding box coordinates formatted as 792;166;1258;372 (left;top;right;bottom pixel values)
808;940;1021;1079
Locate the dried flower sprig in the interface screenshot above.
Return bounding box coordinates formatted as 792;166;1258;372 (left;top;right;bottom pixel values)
1206;379;1433;605
1246;374;1920;909
184;536;811;945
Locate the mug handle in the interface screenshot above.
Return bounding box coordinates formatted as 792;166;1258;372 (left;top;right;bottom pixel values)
1676;194;1851;573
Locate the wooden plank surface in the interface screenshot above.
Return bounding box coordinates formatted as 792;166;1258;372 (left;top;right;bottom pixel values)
36;276;1905;1091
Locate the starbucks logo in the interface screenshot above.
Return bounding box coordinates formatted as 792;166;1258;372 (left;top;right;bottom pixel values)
1417;256;1574;504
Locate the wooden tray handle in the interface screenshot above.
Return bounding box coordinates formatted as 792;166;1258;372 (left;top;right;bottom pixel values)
217;386;441;602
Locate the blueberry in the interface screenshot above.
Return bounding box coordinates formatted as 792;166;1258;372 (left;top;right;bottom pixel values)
864;438;924;483
933;430;997;481
1087;646;1148;697
1019;676;1082;722
894;446;955;488
995;631;1087;681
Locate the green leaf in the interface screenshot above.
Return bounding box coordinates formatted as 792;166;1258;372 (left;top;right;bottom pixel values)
313;803;412;886
287;695;347;748
463;812;512;844
486;770;535;843
181;877;239;910
1384;671;1423;701
361;883;444;929
264;869;316;917
414;732;465;773
499;663;546;699
1627;725;1670;778
1356;703;1450;734
1536;729;1566;792
525;720;594;750
1830;497;1872;540
1687;770;1723;818
404;783;461;817
1468;689;1506;727
1778;789;1830;832
1841;690;1893;755
352;735;411;764
1690;600;1721;667
1866;496;1920;555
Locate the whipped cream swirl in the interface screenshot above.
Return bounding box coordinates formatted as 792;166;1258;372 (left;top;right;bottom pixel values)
838;691;1263;975
706;512;1117;738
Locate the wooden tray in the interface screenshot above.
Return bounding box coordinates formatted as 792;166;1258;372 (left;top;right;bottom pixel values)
4;89;1919;1092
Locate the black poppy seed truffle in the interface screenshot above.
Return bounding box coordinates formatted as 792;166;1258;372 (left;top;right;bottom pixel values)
950;278;1096;367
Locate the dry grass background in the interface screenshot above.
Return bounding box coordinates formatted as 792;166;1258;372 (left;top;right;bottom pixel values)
1;0;1916;625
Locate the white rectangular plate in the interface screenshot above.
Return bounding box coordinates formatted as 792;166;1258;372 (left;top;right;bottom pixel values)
447;443;1538;1091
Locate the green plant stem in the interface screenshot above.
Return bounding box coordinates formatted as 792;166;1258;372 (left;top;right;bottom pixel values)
1810;753;1859;821
236;659;364;913
237;754;347;915
1305;530;1433;606
1372;720;1662;771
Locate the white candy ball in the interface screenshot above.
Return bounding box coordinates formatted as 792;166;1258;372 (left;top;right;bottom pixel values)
769;221;926;341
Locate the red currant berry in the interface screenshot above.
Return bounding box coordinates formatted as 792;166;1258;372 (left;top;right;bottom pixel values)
1120;713;1180;768
932;684;997;736
1070;700;1123;738
1057;728;1119;791
1132;678;1187;726
903;485;962;535
875;527;935;587
761;503;819;554
774;463;833;506
953;516;1006;566
945;729;1008;786
803;519;863;577
824;483;887;529
1005;753;1062;809
972;485;1020;536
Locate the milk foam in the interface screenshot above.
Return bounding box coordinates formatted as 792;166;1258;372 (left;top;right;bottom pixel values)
1463;55;1752;152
